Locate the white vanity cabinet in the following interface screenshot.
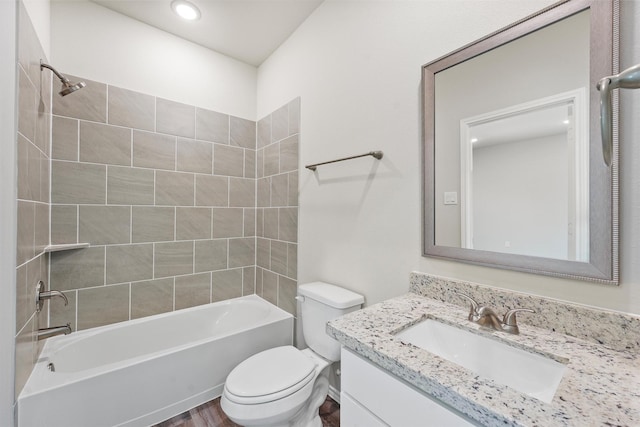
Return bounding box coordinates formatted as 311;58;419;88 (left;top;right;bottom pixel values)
340;348;478;427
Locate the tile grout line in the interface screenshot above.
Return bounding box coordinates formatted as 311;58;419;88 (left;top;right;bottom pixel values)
105;84;109;126
153;96;157;133
103;245;107;287
152;242;156;281
74;290;79;331
76;204;80;244
209;271;213;303
75;118;80;162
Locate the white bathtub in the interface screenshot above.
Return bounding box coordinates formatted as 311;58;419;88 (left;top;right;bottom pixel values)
17;294;293;427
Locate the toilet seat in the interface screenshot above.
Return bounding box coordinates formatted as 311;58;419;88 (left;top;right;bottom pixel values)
224;346;316;405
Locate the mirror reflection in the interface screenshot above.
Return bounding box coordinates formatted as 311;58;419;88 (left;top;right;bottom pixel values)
461;95;588;261
434;9;590;261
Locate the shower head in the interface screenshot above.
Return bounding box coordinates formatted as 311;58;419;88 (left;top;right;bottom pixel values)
58;80;86;97
40;60;86;97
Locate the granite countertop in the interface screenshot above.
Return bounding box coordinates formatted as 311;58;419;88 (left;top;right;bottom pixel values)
327;292;640;426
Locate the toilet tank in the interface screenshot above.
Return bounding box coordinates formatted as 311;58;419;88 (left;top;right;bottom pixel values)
298;282;364;362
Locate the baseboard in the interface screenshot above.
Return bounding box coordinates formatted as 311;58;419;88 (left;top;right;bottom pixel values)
123;384;224;427
327;385;340;404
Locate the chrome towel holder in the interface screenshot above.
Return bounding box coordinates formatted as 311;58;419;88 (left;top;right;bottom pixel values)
305;150;383;171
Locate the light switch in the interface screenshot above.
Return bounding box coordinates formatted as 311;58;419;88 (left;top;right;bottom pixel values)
444;192;458;205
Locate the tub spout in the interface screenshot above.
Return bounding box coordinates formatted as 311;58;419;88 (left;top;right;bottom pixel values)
37;323;72;341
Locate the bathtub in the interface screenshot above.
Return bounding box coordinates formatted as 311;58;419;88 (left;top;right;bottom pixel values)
17;294;293;427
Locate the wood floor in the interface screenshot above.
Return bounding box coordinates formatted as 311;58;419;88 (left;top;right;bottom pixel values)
154;396;340;427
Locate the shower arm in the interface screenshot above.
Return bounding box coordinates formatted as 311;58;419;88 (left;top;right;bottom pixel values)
597;63;640;166
40;61;70;84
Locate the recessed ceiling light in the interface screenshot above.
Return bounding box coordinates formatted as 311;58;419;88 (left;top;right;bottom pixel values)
563;119;570;124
470;138;478;143
171;0;201;21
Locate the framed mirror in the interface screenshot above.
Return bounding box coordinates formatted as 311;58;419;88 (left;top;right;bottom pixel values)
422;0;619;283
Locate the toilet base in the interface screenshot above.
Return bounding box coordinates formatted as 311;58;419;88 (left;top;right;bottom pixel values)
288;374;328;427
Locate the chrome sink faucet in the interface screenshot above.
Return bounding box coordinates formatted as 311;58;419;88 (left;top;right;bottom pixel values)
454;292;534;335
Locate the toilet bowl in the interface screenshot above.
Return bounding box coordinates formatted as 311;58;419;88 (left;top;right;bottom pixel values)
222;347;329;427
221;282;364;427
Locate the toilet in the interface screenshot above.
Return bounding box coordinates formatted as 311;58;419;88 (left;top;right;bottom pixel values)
221;282;364;427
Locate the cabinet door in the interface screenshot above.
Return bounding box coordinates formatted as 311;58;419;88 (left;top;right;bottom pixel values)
341;392;388;427
341;348;478;427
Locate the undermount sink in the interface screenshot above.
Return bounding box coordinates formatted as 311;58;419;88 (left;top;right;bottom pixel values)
395;319;566;403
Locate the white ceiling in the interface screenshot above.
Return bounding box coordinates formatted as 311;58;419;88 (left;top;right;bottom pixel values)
471;103;570;148
90;0;324;66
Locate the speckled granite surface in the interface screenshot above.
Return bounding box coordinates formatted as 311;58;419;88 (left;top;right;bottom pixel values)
327;274;640;426
410;273;640;353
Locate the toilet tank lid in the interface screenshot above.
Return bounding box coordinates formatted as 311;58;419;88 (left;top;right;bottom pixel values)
298;282;364;309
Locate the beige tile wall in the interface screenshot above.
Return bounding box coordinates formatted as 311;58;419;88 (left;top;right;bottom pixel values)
256;98;300;317
49;77;264;331
15;1;51;399
48;82;304;330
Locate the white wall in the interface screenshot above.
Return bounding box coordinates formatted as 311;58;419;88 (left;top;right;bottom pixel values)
22;0;50;57
473;135;568;258
1;1;18;425
51;0;257;120
257;0;640;314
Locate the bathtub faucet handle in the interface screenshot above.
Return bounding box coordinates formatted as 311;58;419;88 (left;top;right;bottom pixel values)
36;281;69;312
